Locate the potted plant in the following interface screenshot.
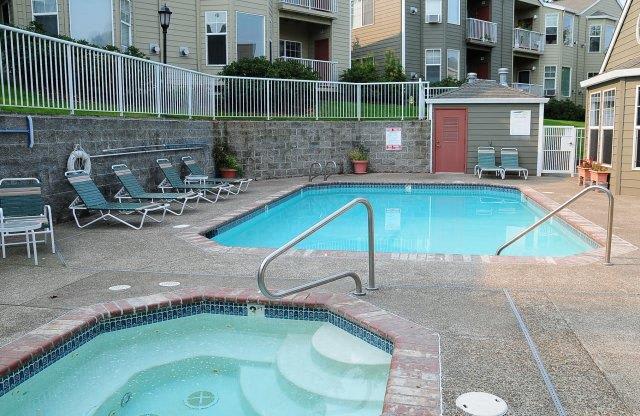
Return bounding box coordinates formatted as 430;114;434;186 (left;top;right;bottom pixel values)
214;140;242;179
590;163;610;186
348;144;369;174
578;159;592;186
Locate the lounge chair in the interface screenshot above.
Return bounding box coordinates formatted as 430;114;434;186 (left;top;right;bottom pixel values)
181;156;253;193
156;159;233;204
111;164;202;216
0;177;55;257
500;148;529;180
65;170;169;230
475;147;505;179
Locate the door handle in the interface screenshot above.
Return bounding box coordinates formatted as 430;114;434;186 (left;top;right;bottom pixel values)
436;140;441;148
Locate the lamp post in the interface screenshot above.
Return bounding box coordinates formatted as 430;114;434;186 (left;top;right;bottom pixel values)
158;4;172;64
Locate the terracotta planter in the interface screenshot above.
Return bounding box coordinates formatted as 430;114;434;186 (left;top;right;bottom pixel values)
578;166;591;185
352;160;369;174
590;170;610;185
219;168;238;179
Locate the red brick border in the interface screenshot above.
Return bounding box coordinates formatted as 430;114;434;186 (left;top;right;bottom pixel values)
0;288;442;416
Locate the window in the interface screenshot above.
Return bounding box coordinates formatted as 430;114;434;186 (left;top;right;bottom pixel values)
589;92;601;160
69;0;113;46
601;89;615;165
561;67;571;97
120;0;131;50
206;11;227;65
352;0;374;29
425;49;441;82
447;0;460;24
604;25;615;50
446;49;460;79
589;25;602;52
1;0;11;25
543;66;556;96
236;12;265;59
31;0;58;36
562;14;574;46
545;13;558;44
426;0;442;23
279;40;302;58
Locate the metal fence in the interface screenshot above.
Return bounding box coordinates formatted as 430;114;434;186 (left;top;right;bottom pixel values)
541;126;578;175
0;24;431;120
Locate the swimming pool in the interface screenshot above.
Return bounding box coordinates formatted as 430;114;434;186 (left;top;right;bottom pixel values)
0;311;391;416
212;184;596;257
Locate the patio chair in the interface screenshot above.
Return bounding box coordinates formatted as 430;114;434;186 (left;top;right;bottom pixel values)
65;170;169;230
112;164;202;216
156;159;233;204
0;177;55;257
500;148;529;180
181;156;253;193
475;147;505;179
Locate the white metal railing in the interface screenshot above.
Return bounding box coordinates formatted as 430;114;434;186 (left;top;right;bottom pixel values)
467;18;498;44
541;126;577;175
511;83;543;97
280;0;337;13
426;86;459;98
280;57;338;81
0;24;427;120
513;28;544;53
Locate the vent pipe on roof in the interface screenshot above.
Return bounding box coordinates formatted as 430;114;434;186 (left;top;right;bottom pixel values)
467;73;478;84
498;68;509;86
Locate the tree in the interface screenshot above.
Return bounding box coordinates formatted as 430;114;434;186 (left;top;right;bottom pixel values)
382;51;406;82
339;60;380;83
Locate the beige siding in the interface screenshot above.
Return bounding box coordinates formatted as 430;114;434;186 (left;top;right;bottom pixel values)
351;0;402;68
605;0;640;71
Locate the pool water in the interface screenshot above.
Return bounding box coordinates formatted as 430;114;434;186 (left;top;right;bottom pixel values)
0;314;391;416
213;185;595;257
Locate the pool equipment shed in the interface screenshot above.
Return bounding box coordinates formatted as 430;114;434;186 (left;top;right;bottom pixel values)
427;72;549;176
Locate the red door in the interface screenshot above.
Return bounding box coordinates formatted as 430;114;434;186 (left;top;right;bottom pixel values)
314;39;330;61
434;108;467;173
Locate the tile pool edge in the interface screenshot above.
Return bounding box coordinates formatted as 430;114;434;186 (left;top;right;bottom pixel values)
0;288;443;416
184;182;636;265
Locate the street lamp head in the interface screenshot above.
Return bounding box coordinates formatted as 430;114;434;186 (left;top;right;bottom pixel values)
158;4;172;30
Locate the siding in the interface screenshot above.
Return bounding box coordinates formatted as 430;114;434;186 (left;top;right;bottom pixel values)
351;0;402;68
605;0;640;71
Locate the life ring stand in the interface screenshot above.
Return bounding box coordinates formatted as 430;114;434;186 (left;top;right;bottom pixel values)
67;144;92;174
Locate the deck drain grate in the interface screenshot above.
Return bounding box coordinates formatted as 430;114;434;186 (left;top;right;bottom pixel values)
184;390;218;409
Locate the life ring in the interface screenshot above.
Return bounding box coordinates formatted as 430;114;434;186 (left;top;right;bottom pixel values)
67;145;92;174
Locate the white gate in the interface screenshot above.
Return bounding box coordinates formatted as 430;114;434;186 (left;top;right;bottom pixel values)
541;126;577;175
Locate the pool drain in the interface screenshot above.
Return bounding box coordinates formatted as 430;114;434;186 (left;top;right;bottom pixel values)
184;391;218;409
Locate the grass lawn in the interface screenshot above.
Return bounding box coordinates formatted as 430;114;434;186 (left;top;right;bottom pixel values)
544;119;585;127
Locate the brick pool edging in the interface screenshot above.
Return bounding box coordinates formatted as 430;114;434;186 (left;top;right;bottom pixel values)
0;288;443;416
180;182;636;266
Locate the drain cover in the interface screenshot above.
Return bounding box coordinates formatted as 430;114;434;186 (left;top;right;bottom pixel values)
109;285;131;291
184;391;217;409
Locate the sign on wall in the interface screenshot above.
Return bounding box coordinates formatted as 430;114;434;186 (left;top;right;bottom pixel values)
509;110;531;136
386;128;402;150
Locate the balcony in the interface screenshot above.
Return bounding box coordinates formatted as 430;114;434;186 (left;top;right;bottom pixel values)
513;28;544;54
280;0;337;14
280;57;338;81
511;83;543;97
466;18;498;45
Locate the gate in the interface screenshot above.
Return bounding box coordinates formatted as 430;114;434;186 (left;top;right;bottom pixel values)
541;126;577;175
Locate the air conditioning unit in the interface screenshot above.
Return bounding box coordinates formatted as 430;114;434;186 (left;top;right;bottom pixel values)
426;14;441;23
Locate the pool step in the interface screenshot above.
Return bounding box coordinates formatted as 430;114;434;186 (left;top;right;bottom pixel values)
311;323;391;366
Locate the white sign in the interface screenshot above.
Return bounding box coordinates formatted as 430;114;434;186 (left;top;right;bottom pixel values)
386;128;402;151
509;110;531;136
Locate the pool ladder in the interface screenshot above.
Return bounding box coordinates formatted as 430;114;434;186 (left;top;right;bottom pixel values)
309;161;339;182
495;185;614;265
257;198;377;300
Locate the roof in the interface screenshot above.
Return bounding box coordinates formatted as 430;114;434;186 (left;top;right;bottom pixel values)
599;0;632;73
552;0;600;13
428;80;548;104
587;9;618;18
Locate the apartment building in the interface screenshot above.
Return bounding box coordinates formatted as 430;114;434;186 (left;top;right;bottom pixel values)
351;0;622;102
3;0;351;80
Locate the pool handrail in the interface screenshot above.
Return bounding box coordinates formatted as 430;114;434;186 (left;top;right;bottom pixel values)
257;197;377;300
324;161;338;181
309;162;323;182
495;185;614;265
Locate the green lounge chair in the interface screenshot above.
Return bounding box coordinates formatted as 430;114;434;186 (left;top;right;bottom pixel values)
475;147;505;179
181;156;253;193
500;148;529;180
112;164;202;216
0;177;55;257
65;170;168;230
156;159;232;204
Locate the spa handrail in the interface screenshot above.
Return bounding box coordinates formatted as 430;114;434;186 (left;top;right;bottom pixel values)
309;162;323;182
496;185;614;265
324;161;338;181
257;198;377;300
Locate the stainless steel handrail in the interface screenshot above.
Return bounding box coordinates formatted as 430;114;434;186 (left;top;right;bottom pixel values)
324;161;338;181
309;162;323;182
258;198;377;300
496;185;614;265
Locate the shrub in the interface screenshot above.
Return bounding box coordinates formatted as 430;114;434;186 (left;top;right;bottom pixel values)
382;51;406;82
545;98;585;121
220;57;319;80
340;60;380;83
348;144;369;161
213;140;243;175
430;77;465;87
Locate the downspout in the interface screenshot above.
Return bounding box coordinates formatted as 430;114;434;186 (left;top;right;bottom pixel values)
402;0;406;70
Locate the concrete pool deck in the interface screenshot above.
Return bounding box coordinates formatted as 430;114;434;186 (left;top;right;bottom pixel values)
0;173;639;415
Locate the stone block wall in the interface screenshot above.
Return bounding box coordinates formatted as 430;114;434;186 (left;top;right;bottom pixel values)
216;120;431;179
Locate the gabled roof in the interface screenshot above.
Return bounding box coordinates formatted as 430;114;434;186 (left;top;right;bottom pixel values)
599;0;633;73
428;80;549;104
553;0;601;13
587;9;618;19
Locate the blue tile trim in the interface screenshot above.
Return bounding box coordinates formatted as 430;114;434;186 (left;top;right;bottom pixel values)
0;301;391;399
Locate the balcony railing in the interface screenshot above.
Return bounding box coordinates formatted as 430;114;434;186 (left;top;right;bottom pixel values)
281;57;338;81
467;18;498;44
513;28;544;53
280;0;337;13
511;83;543;97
